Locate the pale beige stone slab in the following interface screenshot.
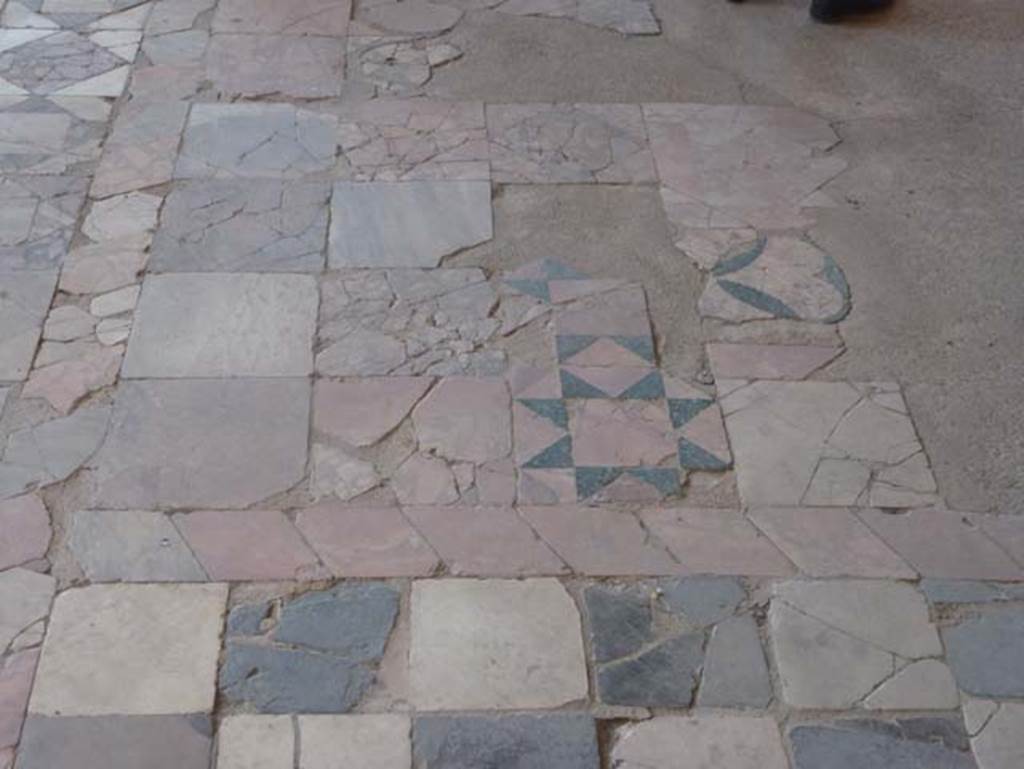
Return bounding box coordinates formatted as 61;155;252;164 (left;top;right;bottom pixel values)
299;715;410;769
612;715;789;769
409;578;587;710
30;584;227;715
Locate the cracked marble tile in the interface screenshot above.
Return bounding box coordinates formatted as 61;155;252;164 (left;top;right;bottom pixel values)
721;380;937;508
0;95;107;174
789;718;977;769
0;176;86;272
206;34;345;98
317;268;505;377
332;98;487;181
211;0;351;35
769;579;953;710
0;269;56;380
355;0;463;35
151;180;330;272
487;103;655;183
644;104;846;235
346;36;462;96
0;29;132;96
489;0;659;35
91;99;188;197
699;236;851;324
175;103;337;180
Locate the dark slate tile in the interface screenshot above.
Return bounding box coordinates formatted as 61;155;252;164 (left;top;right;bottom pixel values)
596;633;704;707
697;614;773;708
943;606;1024;697
583;584;654;663
225;601;271;638
413;714;599;769
17;715;212;769
274;582;399;660
789;718;977;769
658;576;746;626
219;643;372;714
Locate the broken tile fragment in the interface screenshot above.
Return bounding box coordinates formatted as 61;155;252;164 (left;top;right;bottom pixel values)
212;0;351;35
300;715;411;769
413;377;511;462
22;344;122;414
91;101;188;197
612;715;788;769
206;34;345;98
943;606;1024;698
0;270;57;381
0;569;54;653
708;342;842;380
315;377;431;447
789;718;977;769
0;494;50;570
359;1;462;34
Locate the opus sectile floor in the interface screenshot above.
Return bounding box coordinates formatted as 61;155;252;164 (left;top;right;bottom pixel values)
1;0;1024;768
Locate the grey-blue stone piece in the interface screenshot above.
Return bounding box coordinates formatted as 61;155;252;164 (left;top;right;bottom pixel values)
274;582;399;660
697;614;772;708
712;238;765;277
413;714;599;769
596;633;704;707
518;398;569;429
618;370;664;400
226;601;271;637
584;584;654;662
943;606;1024;697
920;579;1024;605
523;435;574;469
219;643;372;714
658;576;746;626
789;718;977;769
16;715;213;769
574;466;622;498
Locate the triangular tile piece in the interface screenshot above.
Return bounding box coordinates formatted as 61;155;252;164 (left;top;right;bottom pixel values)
503;278;550;302
619;371;665;400
556;334;597;363
679;439;730;471
561;366;653;399
626;467;681;496
560;369;610;399
518;468;577;505
507;365;562;399
523;436;574;469
518;398;569;430
87;2;151;30
576;466;623;500
668;398;713;429
612;335;655;364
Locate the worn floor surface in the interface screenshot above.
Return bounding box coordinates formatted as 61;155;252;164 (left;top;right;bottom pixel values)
0;0;1022;767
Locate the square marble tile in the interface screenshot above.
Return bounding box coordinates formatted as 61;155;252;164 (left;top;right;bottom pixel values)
29;584;227;715
123;273;318;378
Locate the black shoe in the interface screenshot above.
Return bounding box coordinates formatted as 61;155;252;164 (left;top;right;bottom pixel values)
810;0;844;23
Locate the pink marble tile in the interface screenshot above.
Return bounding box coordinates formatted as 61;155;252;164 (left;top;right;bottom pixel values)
640;507;795;576
707;343;842;380
520;505;678;575
555;285;651;337
0;495;50;571
507;365;562;399
403;506;567;576
412;377;511;463
0;649;39;750
314;377;432;447
858;508;1024;581
569;400;675;467
517;469;577;505
972;514;1024;568
748;507;915;578
174;510;324;581
295;503;440;577
475;459;517;505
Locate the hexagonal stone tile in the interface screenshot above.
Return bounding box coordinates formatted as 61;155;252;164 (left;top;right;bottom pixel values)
612;715;789;769
789;718;978;769
328;181;492;268
123;273;317;378
92;379;310;509
943;606;1024;698
413;714;598;769
220;584;399;714
150;181;330;273
0;270;56;381
16;715;213;769
409;579;588;710
29;584;227;716
769;580;951;710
